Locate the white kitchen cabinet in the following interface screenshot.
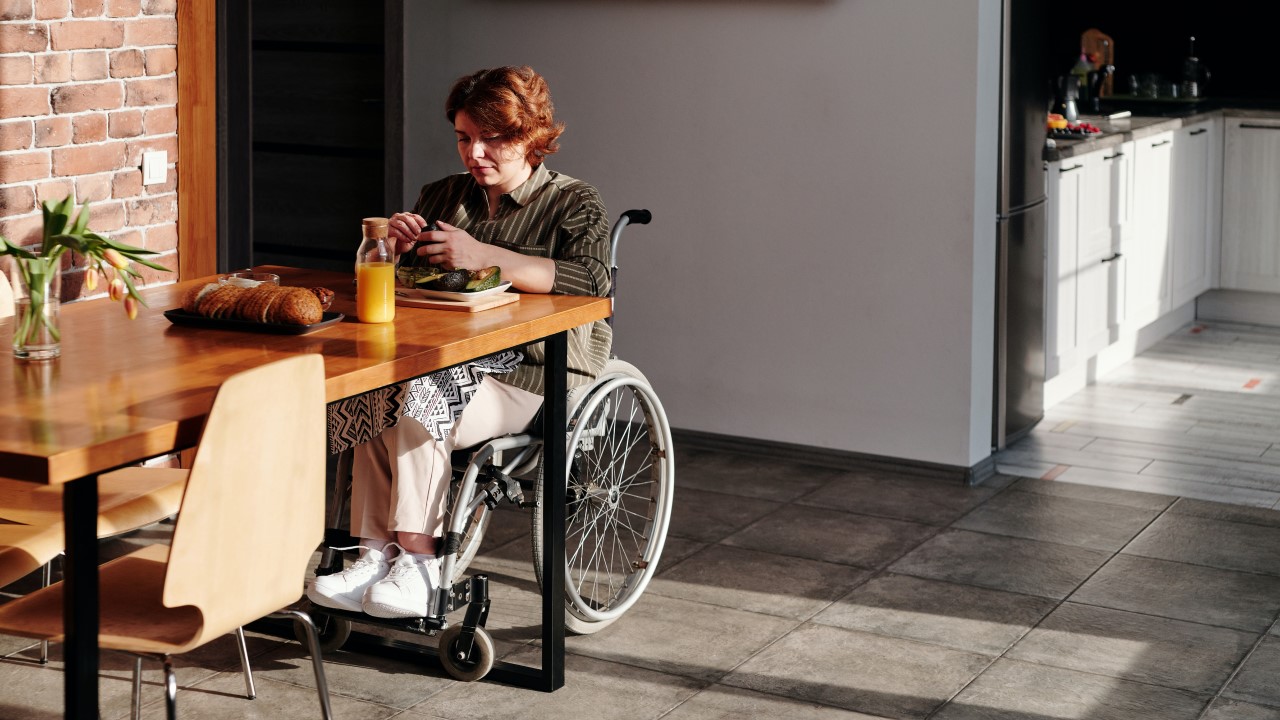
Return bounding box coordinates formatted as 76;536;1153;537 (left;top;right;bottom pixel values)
1170;119;1220;306
1221;117;1280;292
1125;130;1174;329
1046;143;1129;378
1078;143;1129;359
1046;156;1083;377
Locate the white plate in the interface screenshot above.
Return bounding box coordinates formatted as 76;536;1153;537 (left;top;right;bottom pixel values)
394;281;512;302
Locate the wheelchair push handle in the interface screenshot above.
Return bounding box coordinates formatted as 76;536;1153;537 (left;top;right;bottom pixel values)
609;209;652;271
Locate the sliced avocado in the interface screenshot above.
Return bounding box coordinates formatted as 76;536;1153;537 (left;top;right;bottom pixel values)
466;266;502;292
413;267;446;287
430;270;470;292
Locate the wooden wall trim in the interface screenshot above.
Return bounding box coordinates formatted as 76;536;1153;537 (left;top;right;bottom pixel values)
177;0;218;280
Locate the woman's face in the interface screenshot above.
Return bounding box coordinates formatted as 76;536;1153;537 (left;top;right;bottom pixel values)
454;110;531;196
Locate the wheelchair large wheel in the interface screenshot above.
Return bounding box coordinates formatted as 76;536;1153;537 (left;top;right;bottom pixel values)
532;360;675;635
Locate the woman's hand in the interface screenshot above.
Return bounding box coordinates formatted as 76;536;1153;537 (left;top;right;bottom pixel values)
416;221;493;271
388;212;429;256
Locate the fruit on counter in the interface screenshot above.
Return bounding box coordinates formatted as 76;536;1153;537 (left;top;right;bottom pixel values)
1047;113;1068;130
432;270;471;292
465;266;502;292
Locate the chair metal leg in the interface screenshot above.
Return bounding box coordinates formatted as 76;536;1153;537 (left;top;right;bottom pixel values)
38;561;52;664
271;609;333;720
163;656;177;720
131;656;143;720
235;625;257;699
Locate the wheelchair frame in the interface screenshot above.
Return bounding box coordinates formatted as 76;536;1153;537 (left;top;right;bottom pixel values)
305;210;675;681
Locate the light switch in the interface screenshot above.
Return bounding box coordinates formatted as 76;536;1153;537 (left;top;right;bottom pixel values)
142;150;167;185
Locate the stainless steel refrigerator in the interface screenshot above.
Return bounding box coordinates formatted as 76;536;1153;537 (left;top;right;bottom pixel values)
993;0;1051;450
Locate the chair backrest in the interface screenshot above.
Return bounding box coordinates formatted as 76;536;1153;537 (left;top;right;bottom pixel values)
162;354;326;645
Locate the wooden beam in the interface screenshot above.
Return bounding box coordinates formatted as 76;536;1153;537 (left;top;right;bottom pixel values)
176;0;217;281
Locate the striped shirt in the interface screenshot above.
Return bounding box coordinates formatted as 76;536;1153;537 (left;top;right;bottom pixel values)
412;163;613;394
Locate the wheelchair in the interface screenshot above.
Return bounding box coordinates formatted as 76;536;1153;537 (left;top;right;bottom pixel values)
302;210;675;682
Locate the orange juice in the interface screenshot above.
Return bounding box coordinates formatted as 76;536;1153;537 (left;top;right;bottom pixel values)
356;261;395;323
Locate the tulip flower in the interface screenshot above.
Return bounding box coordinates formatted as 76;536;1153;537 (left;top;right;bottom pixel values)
123;295;138;320
109;277;126;302
102;248;129;270
84;268;98;291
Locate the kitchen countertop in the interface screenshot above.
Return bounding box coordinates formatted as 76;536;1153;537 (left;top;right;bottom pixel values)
1044;106;1280;161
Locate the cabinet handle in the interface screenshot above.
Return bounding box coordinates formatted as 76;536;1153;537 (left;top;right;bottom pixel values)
1240;123;1280;130
1059;164;1083;174
1103;151;1124;160
1101;252;1123;264
1150;139;1171;148
1189;128;1208;136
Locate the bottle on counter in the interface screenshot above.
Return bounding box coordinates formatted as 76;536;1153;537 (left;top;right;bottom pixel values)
356;217;395;323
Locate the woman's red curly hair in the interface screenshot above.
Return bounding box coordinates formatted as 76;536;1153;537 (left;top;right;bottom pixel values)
446;66;564;167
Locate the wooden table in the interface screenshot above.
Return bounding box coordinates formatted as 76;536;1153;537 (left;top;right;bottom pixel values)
0;266;610;719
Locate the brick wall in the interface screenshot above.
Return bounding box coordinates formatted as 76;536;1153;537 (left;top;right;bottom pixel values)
1;0;178;301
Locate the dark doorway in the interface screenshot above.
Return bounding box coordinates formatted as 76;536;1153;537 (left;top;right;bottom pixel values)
220;0;402;273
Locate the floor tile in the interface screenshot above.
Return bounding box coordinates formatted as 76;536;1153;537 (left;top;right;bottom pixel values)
243;640;451;710
952;489;1162;551
1052;466;1280;508
673;447;842;503
1223;636;1280;707
721;623;990;719
723;504;937;570
1071;554;1280;633
1123;513;1280;576
408;646;703;720
561;593;798;683
795;471;999;526
888;529;1111;599
662;684;887;719
933;658;1209;720
649;544;871;620
137;670;400;720
1005;602;1257;693
1203;699;1280;720
1168;498;1280;528
1010;476;1176;511
665;487;783;543
812;573;1056;656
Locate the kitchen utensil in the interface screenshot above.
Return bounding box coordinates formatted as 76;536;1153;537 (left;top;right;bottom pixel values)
1056;75;1080;122
1182;36;1210;98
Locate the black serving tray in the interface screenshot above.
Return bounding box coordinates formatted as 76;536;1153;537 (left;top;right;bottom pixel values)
163;309;345;335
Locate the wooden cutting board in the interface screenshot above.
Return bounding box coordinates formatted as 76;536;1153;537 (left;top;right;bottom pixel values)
394;291;519;313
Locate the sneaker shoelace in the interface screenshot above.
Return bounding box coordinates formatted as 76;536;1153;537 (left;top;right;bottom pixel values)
383;555;420;585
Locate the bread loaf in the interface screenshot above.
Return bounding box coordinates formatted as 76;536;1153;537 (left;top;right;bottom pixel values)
181;282;325;325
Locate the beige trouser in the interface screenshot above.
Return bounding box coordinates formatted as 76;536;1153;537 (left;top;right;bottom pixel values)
351;377;543;540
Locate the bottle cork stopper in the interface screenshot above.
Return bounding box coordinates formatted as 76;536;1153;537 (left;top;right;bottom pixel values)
363;217;389;238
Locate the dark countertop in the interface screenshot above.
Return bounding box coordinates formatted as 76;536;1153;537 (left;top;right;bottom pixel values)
1043;103;1280;161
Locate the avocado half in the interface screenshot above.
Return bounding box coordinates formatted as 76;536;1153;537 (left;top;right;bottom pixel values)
466;266;502;292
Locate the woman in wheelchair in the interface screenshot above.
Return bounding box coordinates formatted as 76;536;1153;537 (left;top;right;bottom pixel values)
308;65;612;619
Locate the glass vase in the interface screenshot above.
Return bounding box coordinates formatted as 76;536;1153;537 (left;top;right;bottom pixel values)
9;256;62;361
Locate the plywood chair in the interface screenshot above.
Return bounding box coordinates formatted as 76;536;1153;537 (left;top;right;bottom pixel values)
0;355;333;719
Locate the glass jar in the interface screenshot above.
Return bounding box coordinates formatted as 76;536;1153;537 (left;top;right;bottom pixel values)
355;217;395;323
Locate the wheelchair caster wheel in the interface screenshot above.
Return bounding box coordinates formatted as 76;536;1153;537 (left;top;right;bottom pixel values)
294;614;352;654
438;624;494;682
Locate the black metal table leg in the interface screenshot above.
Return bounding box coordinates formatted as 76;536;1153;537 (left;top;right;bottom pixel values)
63;474;100;720
540;330;567;691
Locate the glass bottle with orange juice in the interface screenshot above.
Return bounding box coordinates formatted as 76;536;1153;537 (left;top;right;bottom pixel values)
355;217;395;323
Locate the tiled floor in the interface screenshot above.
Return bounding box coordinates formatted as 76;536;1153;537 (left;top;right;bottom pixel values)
999;320;1280;509
4;320;1280;718
5;442;1280;719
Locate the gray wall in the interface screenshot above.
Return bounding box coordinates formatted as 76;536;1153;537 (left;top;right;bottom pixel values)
404;0;1001;469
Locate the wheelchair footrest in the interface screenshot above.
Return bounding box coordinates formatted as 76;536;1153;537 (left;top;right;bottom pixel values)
311;605;445;635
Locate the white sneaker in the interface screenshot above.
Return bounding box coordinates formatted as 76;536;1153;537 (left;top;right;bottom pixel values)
307;544;396;612
362;553;441;619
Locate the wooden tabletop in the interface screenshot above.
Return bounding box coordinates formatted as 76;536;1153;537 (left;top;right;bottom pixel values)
0;266;611;485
